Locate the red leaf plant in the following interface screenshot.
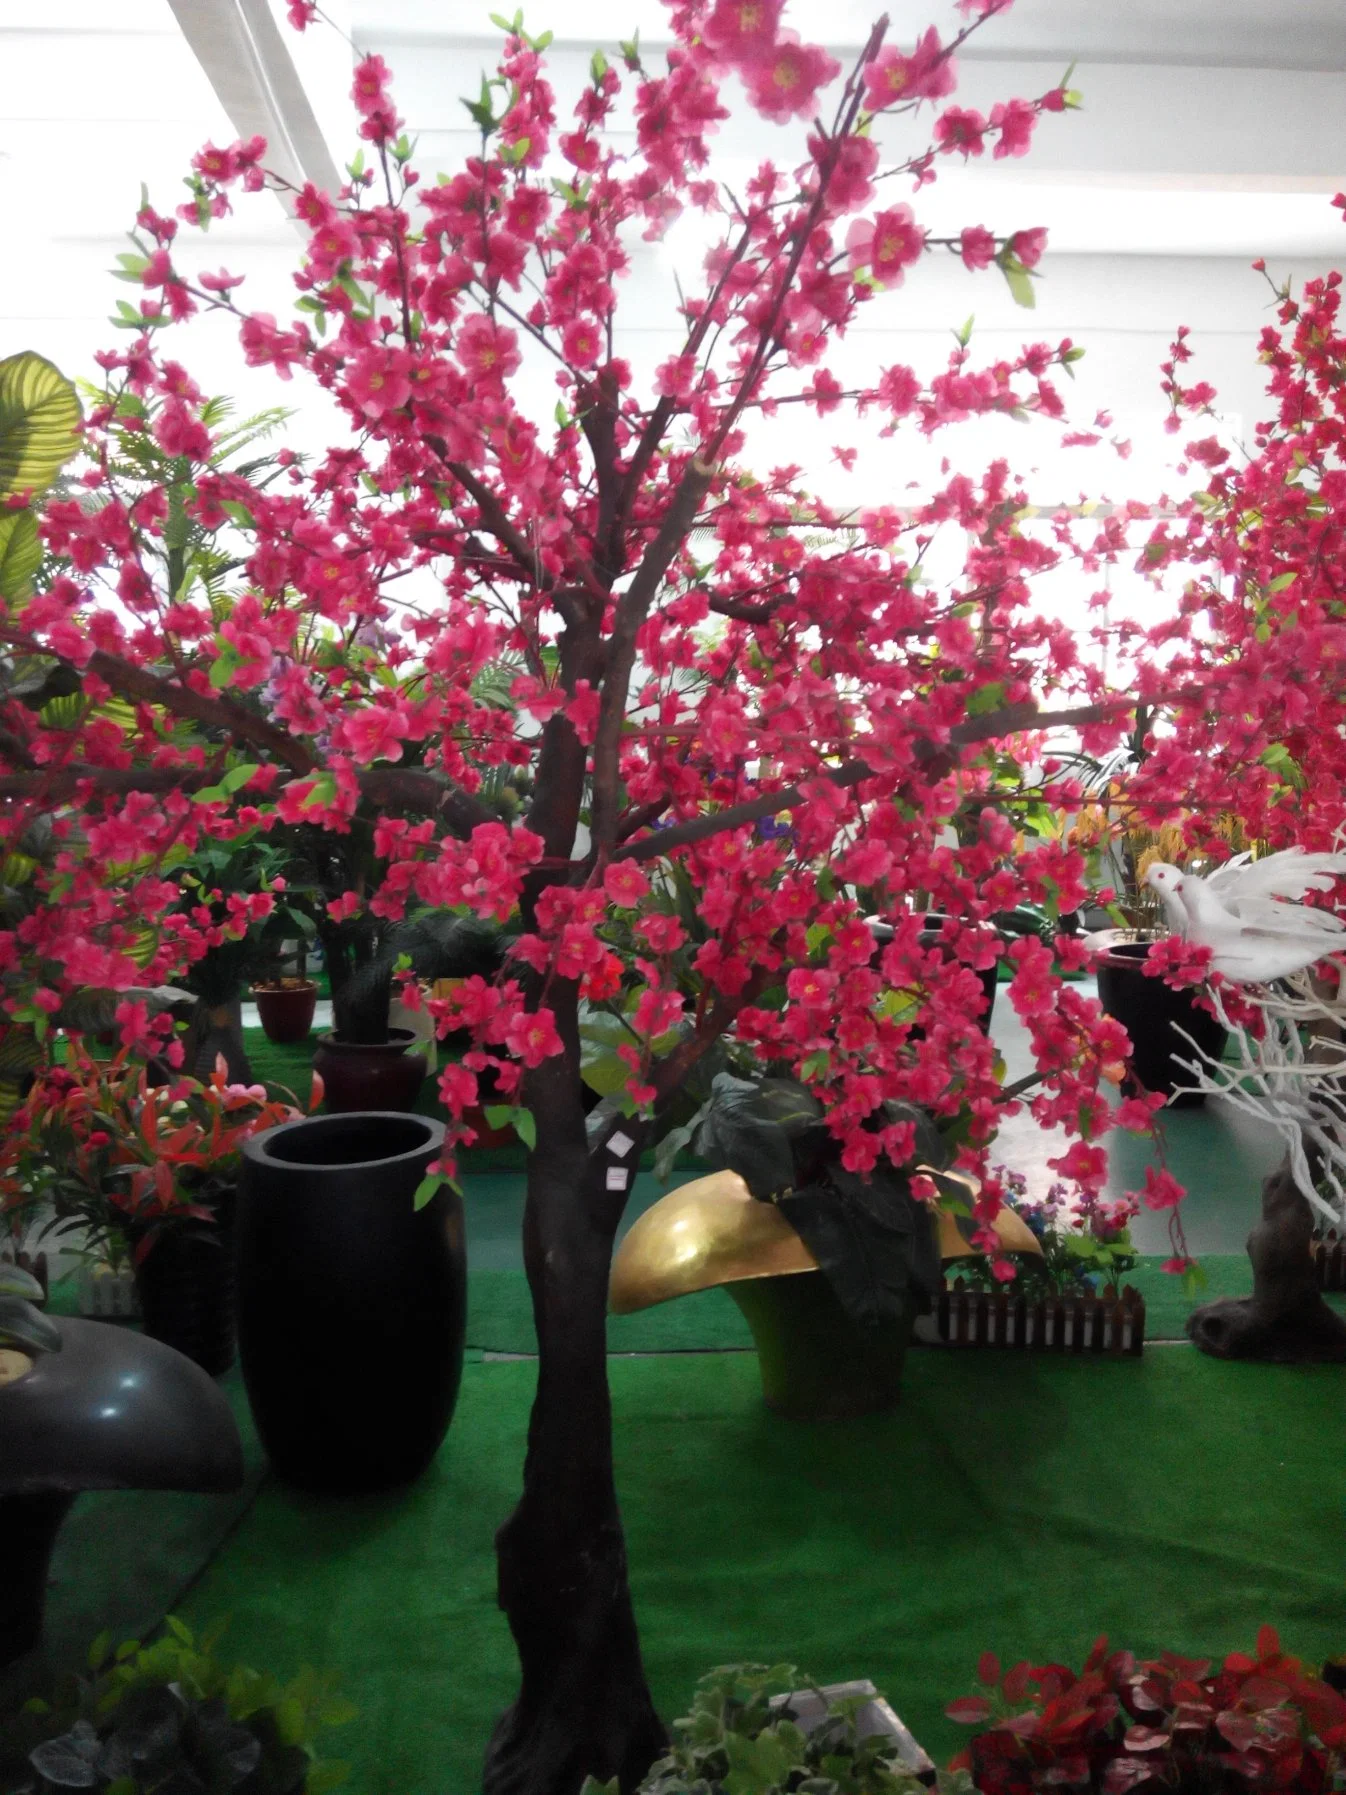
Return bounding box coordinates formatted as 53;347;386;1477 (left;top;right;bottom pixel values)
0;1038;314;1262
949;1630;1346;1795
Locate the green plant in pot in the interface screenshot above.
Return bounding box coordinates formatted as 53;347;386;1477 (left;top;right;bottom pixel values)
174;834;319;1080
583;1662;954;1795
0;1616;354;1794
312;898;512;1114
611;1072;944;1419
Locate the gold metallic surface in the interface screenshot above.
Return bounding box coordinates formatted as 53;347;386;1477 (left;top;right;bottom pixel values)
920;1165;1044;1260
937;1205;1043;1260
609;1170;817;1314
610;1165;1043;1315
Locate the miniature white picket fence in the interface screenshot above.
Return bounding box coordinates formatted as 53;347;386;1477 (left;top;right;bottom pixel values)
937;1281;1146;1355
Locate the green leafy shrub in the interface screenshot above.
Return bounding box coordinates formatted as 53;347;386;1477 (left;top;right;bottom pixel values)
582;1663;971;1795
1;1617;354;1794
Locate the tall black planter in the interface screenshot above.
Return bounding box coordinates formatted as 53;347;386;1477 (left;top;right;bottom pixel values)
132;1189;237;1377
1095;942;1228;1105
237;1112;464;1493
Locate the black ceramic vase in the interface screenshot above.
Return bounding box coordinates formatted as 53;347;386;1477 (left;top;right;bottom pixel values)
1095;941;1228;1104
236;1112;464;1493
132;1188;237;1377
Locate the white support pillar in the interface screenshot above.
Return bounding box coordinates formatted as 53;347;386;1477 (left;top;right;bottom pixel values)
166;0;344;218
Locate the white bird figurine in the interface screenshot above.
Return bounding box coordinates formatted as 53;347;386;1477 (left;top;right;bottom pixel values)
1144;848;1346;984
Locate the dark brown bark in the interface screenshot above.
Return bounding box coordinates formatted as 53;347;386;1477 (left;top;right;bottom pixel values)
1188;1152;1346;1362
484;1036;664;1795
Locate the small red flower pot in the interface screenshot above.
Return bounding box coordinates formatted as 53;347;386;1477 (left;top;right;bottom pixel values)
251;979;319;1045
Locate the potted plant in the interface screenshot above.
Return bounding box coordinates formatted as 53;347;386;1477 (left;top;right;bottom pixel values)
0;1616;354;1793
946;1626;1346;1795
173;834;323;1070
311;899;511;1114
3;1042;309;1375
582;1663;944;1795
612;1073;944;1419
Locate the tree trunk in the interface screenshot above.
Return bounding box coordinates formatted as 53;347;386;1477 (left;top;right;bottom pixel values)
483;1094;666;1795
1188;1151;1346;1362
181;992;251;1085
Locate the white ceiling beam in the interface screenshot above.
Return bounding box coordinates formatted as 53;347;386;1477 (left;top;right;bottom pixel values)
166;0;342;225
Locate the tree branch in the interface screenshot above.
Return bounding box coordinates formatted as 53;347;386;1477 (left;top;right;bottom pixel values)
587;461;716;849
612;696;1153;865
424;439;540;584
0;760;493;834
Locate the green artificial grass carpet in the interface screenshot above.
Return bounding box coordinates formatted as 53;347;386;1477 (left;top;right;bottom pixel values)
465;1257;1346;1353
158;1349;1346;1795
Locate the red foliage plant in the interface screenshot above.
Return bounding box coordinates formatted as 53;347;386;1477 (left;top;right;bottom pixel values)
948;1629;1346;1795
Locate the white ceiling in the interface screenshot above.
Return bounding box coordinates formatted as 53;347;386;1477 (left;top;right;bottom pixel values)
2;0;1344;504
357;0;1346;68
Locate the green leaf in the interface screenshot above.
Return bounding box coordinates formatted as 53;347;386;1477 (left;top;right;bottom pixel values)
483;1104;513;1130
591;48;609;82
298;771;337;811
274;1694;307;1748
966;680;1007;717
999;257;1036;309
0;351;82;499
512;1106;537;1150
0;508;41;602
1266;571;1297;592
412;1171;444;1211
306;1764;353;1794
88;1630;113;1672
955;314;975;348
208;646;242;688
219;762;259;794
165;1615;194;1645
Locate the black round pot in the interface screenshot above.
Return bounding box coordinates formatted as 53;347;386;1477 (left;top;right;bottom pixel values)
312;1028;427;1113
131;1190;237;1378
236;1112;464;1492
251;979;318;1044
1094;942;1228;1105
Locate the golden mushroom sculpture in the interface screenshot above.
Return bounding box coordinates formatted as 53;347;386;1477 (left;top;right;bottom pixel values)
610;1167;1041;1419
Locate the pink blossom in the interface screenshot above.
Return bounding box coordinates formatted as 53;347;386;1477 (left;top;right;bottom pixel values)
1008;226;1048;269
604;861;651;907
703;0;782;62
743;35;841;124
935;107;987;157
456;315;521;382
847;206;926;289
959;226;997;271
344;347;413;420
504;1007;564;1069
862;30;956;111
1138;1166;1186;1213
562;319;603;368
991;97;1037;158
337;706;411;763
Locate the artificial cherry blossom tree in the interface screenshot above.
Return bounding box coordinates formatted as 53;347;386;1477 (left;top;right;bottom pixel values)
2;0;1333;1787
